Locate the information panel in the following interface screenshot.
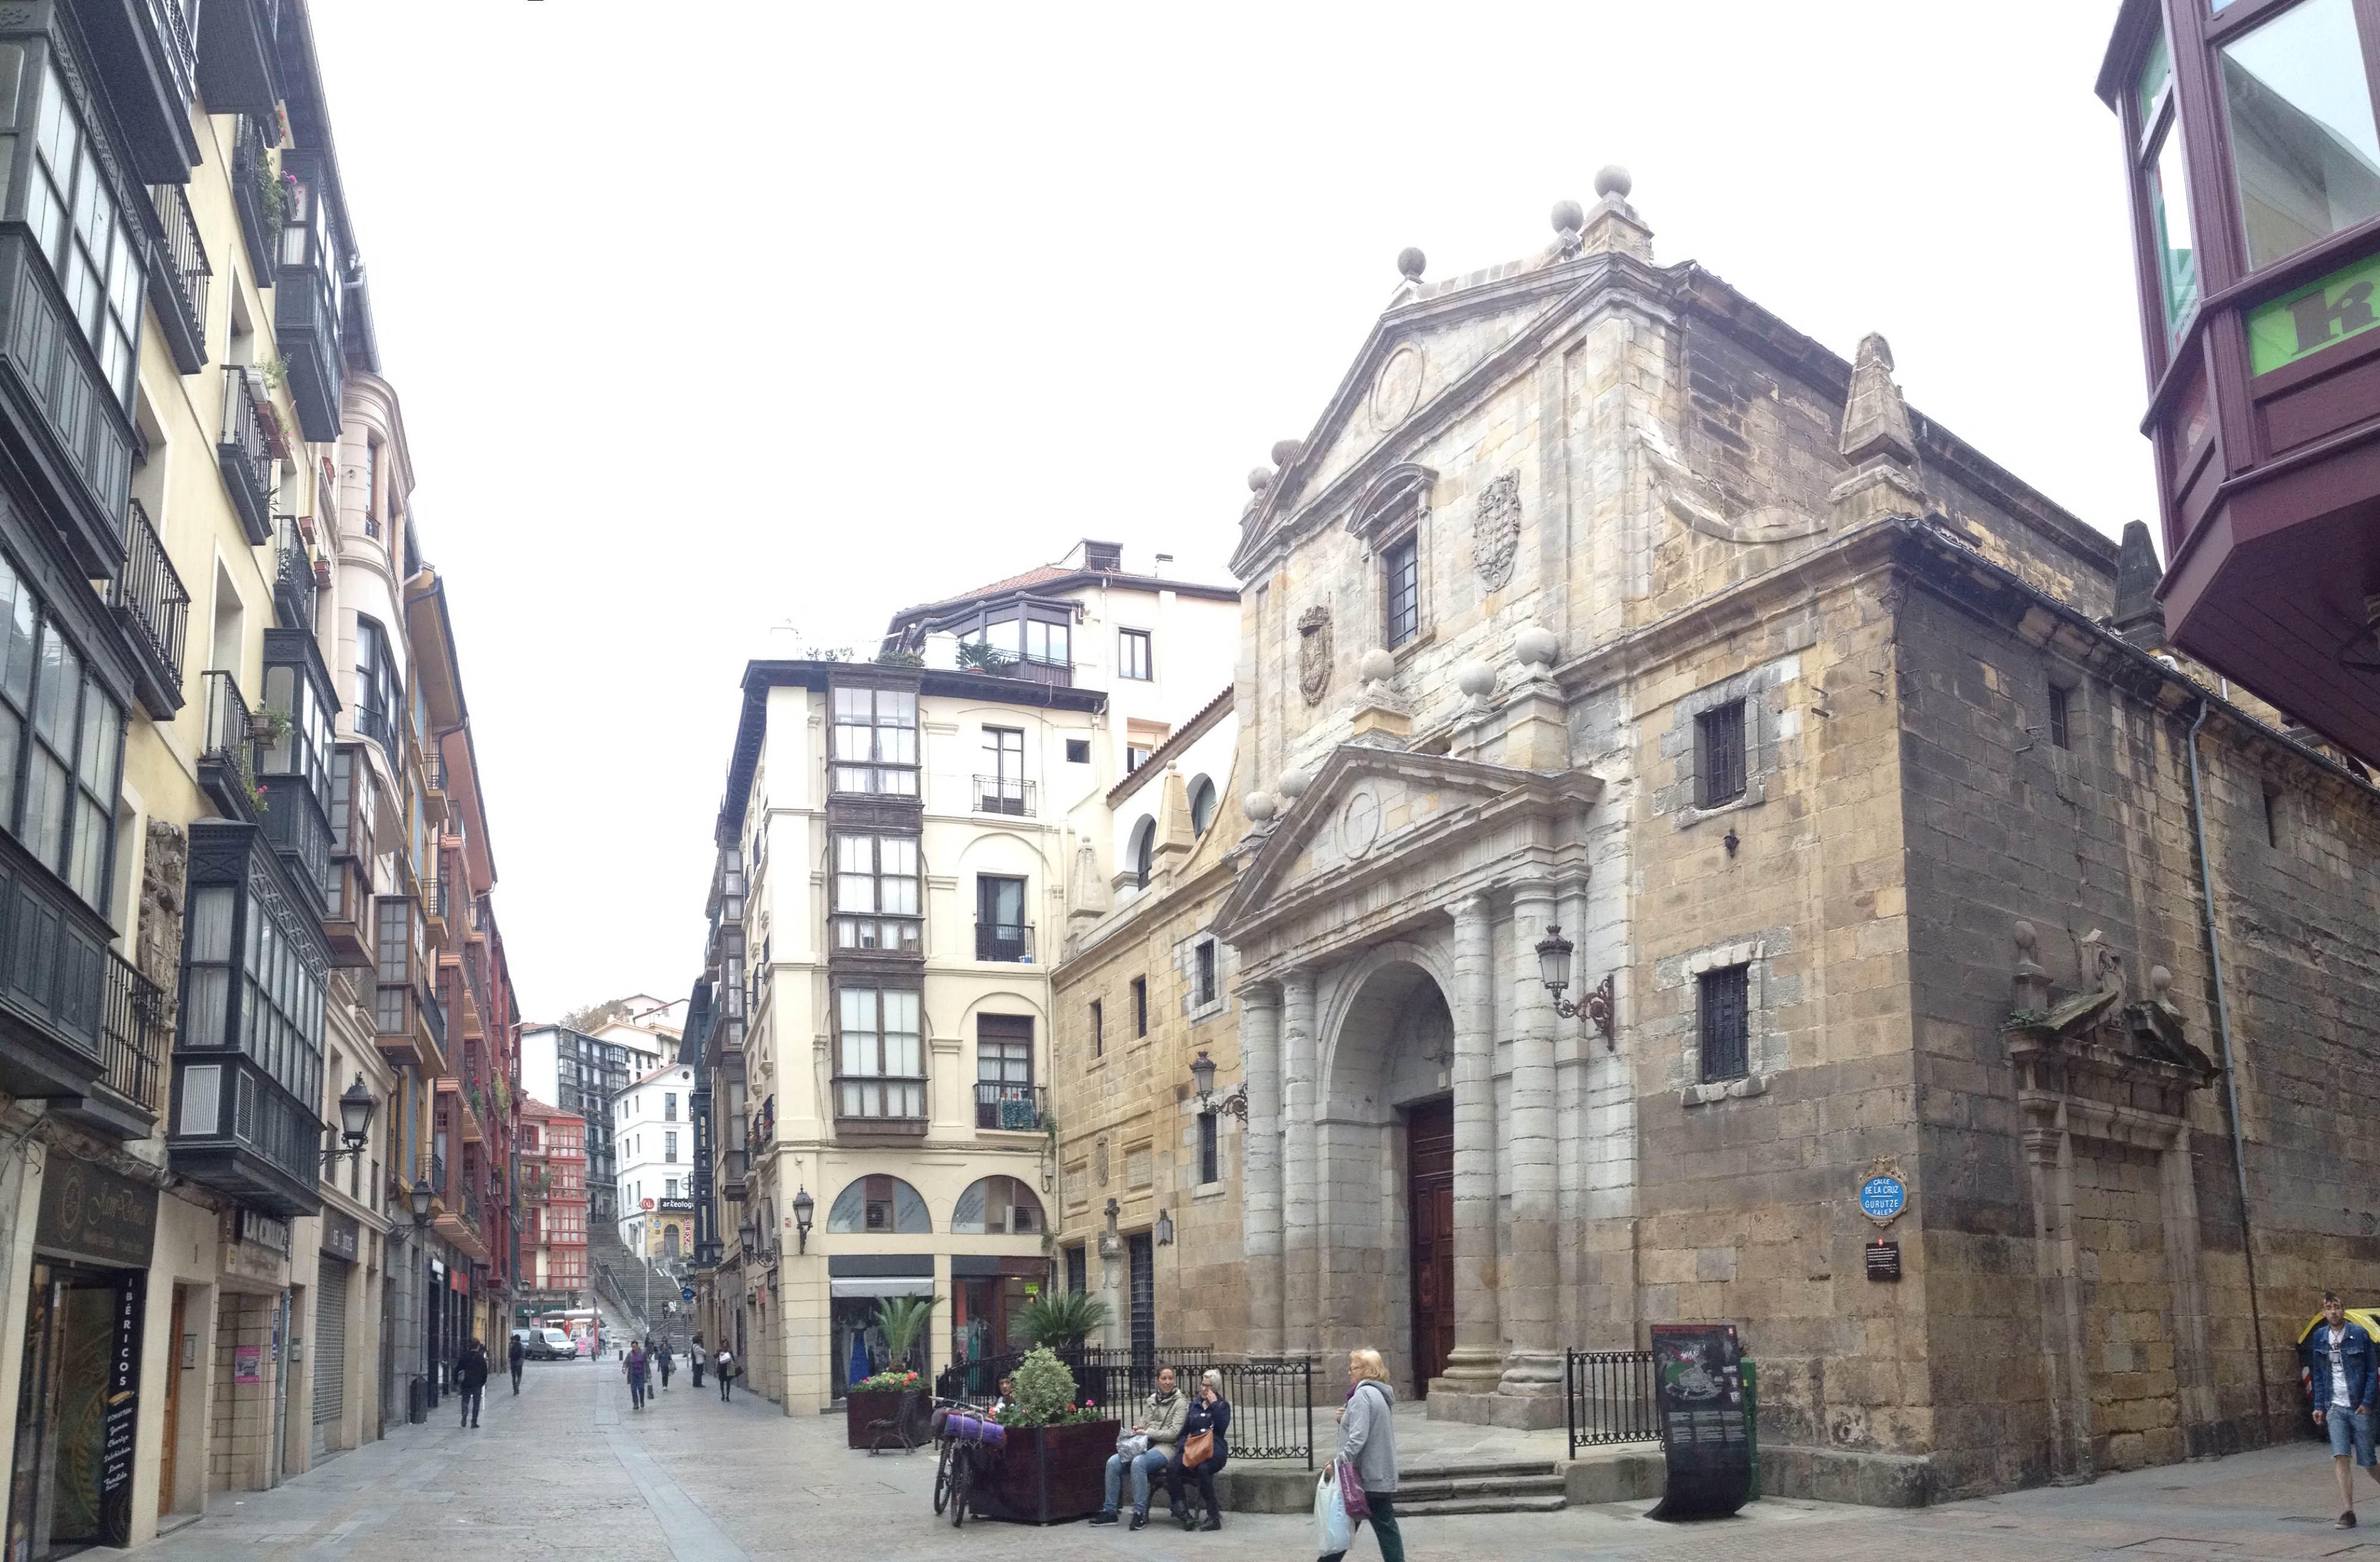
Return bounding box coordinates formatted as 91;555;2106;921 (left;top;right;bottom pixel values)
1648;1321;1752;1520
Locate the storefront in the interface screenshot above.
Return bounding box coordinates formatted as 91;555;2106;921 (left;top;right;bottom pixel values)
825;1257;934;1399
947;1256;1042;1397
309;1215;358;1461
8;1158;158;1558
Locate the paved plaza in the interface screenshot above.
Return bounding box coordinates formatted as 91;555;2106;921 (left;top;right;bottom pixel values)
139;1360;2380;1562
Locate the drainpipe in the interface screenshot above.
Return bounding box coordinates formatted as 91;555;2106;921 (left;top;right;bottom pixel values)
2186;697;2270;1440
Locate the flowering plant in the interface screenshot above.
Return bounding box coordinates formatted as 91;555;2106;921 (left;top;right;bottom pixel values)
990;1347;1111;1426
853;1368;922;1393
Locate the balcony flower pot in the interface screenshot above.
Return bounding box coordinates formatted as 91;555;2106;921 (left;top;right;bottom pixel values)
312;559;332;588
967;1417;1119;1525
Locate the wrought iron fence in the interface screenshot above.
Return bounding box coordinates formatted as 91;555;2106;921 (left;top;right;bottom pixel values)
1565;1348;1661;1457
935;1346;1315;1467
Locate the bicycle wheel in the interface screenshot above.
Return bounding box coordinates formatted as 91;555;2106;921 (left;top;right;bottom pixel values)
949;1449;971;1529
932;1440;953;1515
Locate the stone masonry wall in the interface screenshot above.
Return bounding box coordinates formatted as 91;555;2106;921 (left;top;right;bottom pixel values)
1894;565;2380;1498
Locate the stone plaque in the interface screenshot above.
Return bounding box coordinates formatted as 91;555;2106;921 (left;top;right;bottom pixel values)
1297;607;1332;705
1473;472;1521;591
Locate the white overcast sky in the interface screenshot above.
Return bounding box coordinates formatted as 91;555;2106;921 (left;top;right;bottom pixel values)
307;0;2144;1023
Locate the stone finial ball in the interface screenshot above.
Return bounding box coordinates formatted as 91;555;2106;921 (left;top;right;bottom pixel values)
1551;199;1584;234
1358;648;1397;685
2149;964;2174;998
1456;660;1497;698
1277;769;1312;801
1244;790;1277;823
1247;467;1274;494
1397;246;1427;280
1270;438;1305;468
1514;626;1559;669
2013;919;2037;952
1593;164;1631;200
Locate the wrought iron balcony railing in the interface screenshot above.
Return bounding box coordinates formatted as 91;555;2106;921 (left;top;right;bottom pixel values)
146;181;210;372
216;366;273;545
975;1082;1048;1132
197;670;261;821
270;513;311;633
973;775;1035;816
974;921;1035;963
109;499;189;718
99;948;167;1114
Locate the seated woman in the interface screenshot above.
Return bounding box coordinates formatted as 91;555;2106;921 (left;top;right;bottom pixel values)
1167;1369;1233;1531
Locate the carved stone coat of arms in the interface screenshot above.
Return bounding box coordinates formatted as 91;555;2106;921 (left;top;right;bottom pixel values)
1473;472;1521;591
1298;607;1332;705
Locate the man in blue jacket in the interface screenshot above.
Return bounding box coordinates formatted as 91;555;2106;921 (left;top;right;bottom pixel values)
2308;1293;2380;1528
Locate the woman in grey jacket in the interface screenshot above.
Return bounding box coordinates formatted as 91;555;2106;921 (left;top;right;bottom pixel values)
1323;1348;1401;1562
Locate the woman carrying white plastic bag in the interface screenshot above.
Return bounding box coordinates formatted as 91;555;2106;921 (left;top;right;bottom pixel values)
1319;1349;1402;1562
1314;1464;1354;1557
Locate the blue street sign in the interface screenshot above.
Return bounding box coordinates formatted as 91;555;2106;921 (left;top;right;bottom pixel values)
1858;1174;1907;1224
681;1287;696;1303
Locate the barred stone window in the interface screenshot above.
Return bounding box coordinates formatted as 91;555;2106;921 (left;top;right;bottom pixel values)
1698;966;1750;1083
1384;537;1420;648
1696;702;1747;808
1198;1112;1219;1185
2048;685;2072;749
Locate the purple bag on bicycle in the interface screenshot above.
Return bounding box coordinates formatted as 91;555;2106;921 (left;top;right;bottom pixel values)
1336;1457;1370;1520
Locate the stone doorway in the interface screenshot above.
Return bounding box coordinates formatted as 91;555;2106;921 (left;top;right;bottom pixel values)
1404;1097;1455;1394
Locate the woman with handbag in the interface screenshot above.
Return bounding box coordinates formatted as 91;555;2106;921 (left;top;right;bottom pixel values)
1168;1369;1233;1531
1321;1349;1401;1562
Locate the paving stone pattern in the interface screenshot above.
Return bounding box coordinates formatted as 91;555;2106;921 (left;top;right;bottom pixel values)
137;1357;2380;1562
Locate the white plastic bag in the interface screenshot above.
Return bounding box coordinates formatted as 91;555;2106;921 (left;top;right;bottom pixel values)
1117;1431;1151;1458
1314;1467;1353;1557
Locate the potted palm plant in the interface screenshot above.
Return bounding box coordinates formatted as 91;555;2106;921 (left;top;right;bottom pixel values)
843;1292;937;1448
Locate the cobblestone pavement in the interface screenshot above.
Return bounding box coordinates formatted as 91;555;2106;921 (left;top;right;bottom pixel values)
144;1363;2380;1561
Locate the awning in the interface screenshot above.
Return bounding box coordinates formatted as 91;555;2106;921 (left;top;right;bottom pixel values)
828;1275;935;1300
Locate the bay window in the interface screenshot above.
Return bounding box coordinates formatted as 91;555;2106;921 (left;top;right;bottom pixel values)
832;832;920;951
0;549;122;913
2218;0;2380;271
829;685;917;795
835;986;923;1119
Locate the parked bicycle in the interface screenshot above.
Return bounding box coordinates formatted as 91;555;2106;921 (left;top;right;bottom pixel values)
929;1398;1006;1528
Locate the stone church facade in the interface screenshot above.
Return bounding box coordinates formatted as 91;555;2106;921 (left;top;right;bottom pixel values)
1202;173;2380;1503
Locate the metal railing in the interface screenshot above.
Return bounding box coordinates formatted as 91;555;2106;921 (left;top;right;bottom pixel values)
937;1348;1314;1467
199;670;258;795
110;500;189;691
973;921;1035;963
973;1081;1046;1131
421;980;446;1050
355;704;399;761
973;774;1035;817
147;180;209;343
270;513;311;632
1565;1348;1661;1457
230;113;278;268
99;949;167;1112
145;0;199;101
217;365;272;538
430;1150;447;1198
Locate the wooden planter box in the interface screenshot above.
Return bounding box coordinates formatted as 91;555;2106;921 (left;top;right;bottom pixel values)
968;1418;1120;1525
844;1388;923;1449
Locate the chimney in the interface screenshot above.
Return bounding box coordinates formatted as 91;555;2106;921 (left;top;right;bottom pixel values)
1153;553;1173;580
1083;539;1123;573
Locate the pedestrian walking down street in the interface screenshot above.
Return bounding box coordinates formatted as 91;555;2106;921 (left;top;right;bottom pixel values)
625;1343;649;1411
508;1334;525;1395
1320;1349;1402;1562
656;1340;672;1391
455;1337;490;1429
690;1334;706;1389
2306;1291;2380;1528
716;1347;734;1402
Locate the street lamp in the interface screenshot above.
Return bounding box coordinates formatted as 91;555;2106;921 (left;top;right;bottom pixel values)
1189;1051;1247;1124
409;1177;434;1227
1533;924;1615;1047
738;1217;756;1257
321;1075;376;1168
792;1187;814;1253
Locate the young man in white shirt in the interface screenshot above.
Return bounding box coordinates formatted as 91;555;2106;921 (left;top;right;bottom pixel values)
2309;1292;2380;1529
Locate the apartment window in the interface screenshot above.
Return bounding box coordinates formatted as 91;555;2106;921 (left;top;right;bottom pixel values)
832;833;920;951
355;616;402;759
1119;629;1153;680
1383;536;1420;648
952;1174;1044;1235
976;1014;1036;1128
1127;743;1153;774
835;987;923;1118
665;1091;678;1121
1023;617;1069;667
1198;1111;1219;1186
981;726;1026;814
664;1177;677;1199
1695;701;1748;808
1091;999;1104;1059
1066;739;1090;764
2048;685;2072;750
976;874;1029;962
830;686;918;795
1698;965;1750;1083
663;1131;677;1163
1195;941;1217;1006
0;557;123;912
24;62;139;407
2219;0;2380;272
1132;977;1148;1038
1066;1245;1088;1295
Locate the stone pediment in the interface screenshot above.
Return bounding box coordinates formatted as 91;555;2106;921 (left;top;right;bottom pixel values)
1232;255;1655;578
1217;747;1601;940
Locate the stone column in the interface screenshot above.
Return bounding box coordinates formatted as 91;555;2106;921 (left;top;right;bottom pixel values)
1498;883;1564;1419
1238;981;1285;1356
1439;894;1503;1395
1279;968;1320;1353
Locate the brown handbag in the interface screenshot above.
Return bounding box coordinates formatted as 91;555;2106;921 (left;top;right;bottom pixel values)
1182;1429;1215;1469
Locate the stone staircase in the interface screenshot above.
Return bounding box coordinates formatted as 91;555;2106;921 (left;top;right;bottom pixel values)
585;1216;679;1348
1391;1459;1570;1517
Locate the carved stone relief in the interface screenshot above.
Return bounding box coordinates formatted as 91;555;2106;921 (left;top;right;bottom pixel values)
139;820;188;1031
1473;472;1521;591
1297;607;1332;705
